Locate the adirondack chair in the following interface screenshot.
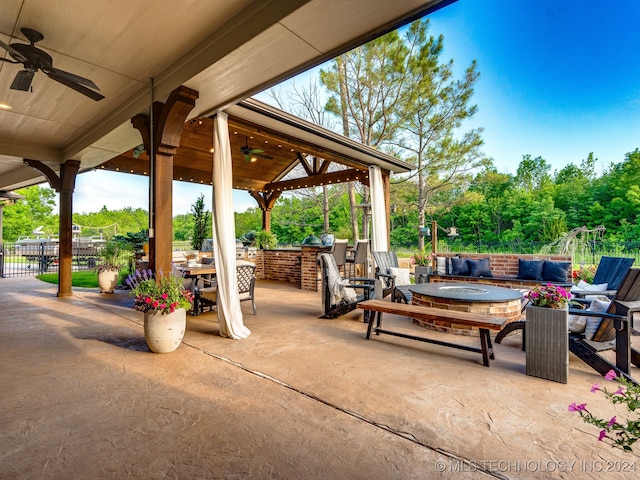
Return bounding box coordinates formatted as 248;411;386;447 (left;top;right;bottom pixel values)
372;251;413;303
567;267;640;383
319;253;377;321
571;256;635;298
497;267;640;383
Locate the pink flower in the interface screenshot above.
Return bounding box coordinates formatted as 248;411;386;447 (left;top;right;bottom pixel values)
591;383;600;393
606;416;617;428
144;297;152;304
152;300;159;308
161;293;168;300
568;402;587;412
598;430;607;441
613;387;626;396
604;370;617;381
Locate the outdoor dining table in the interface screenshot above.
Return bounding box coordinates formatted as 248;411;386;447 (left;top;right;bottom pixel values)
175;264;217;315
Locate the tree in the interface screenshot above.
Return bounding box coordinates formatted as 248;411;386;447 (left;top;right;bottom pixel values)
2;185;56;241
320;26;413;240
396;19;484;250
190;194;210;250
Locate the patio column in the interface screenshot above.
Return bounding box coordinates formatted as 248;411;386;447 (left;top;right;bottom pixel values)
249;191;281;232
24;159;80;297
369;165;390;251
132;86;198;275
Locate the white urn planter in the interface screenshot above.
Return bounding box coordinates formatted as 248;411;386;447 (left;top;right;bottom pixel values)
97;269;119;293
143;308;187;353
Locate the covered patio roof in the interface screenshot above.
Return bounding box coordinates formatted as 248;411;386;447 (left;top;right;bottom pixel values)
97;98;413;195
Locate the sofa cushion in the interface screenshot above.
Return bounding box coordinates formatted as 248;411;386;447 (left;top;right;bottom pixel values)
543;261;571;283
450;257;470;276
518;259;544;281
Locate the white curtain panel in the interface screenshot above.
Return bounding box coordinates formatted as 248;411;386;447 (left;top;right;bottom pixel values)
369;165;388;252
212;112;251;339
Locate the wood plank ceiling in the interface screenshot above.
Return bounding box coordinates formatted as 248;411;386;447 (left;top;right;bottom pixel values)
99;115;371;194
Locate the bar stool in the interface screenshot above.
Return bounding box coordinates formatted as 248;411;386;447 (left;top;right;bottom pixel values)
346;239;369;278
331;239;348;275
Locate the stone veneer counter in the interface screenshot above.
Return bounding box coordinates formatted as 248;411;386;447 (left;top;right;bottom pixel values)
409;282;523;336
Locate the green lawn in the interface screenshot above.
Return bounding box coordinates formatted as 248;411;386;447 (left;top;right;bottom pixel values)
37;268;132;288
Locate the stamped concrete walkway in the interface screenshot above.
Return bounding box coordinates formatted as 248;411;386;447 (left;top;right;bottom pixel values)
1;277;638;479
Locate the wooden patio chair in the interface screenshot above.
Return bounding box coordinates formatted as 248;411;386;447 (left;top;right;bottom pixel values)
319;253;377;321
571;256;635;298
372;251;413;303
497;267;640;383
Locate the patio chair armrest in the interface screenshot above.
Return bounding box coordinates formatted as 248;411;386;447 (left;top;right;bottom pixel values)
567;309;627;321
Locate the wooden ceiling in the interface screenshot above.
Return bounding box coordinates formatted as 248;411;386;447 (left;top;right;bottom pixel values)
99;114;372;194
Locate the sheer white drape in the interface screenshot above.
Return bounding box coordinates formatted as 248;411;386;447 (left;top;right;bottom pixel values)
369;165;388;251
212;112;251;339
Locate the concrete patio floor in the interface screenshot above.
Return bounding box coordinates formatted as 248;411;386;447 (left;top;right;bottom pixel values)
1;277;638;479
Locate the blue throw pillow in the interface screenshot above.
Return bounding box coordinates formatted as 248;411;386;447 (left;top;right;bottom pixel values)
468;258;493;277
450;257;470;276
518;259;544;281
543;261;571;283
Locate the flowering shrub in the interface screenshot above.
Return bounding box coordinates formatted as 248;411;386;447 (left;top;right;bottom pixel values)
572;264;597;284
569;369;640;453
526;283;572;309
126;269;193;314
411;250;434;266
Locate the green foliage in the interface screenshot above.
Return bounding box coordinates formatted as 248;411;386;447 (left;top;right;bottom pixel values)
190;194;211;250
96;241;122;273
126;270;193;314
254;230;278;249
2;186;56;241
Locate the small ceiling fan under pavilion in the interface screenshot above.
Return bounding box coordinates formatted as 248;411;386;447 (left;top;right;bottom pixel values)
240;137;273;162
0;27;104;101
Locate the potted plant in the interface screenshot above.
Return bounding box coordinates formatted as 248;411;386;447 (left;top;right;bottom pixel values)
524;283;573;383
126;269;194;353
255;229;278;250
96;241;122;293
411;249;433;283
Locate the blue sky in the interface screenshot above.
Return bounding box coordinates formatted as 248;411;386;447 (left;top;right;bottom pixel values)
71;0;640;215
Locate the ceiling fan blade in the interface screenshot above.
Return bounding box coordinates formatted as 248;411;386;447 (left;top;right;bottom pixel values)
46;71;105;101
44;66;100;90
254;153;273;160
250;148;264;154
10;70;35;91
0;39;29;63
244;153;251;162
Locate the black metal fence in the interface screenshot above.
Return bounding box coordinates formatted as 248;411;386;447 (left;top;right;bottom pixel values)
0;241;128;278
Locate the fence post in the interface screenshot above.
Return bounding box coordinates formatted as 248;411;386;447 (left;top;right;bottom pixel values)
0;242;4;278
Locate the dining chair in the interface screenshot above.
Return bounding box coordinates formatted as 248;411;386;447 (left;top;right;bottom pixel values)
331;239;349;275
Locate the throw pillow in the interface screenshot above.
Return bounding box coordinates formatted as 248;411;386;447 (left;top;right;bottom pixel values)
435;256;448;275
388;267;411;286
543;261;571;283
517;259;544;281
467;258;493;277
584;298;611;340
450;257;470;276
568;314;587;333
571;280;608;293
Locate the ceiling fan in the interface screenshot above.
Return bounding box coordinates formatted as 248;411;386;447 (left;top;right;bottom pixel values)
240;137;273;162
0;27;104;101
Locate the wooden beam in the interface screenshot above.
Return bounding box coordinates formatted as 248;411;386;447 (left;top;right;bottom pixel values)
57;160;80;297
263;168;366;192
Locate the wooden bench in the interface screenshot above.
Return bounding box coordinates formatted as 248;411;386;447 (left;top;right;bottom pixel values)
357;299;506;367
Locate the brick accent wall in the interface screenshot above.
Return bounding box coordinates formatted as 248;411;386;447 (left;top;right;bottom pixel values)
253;249;302;285
431;253;572;285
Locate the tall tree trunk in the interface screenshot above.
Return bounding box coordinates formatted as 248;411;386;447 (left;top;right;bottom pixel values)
322;185;330;233
417;169;425;251
336;56;359;240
